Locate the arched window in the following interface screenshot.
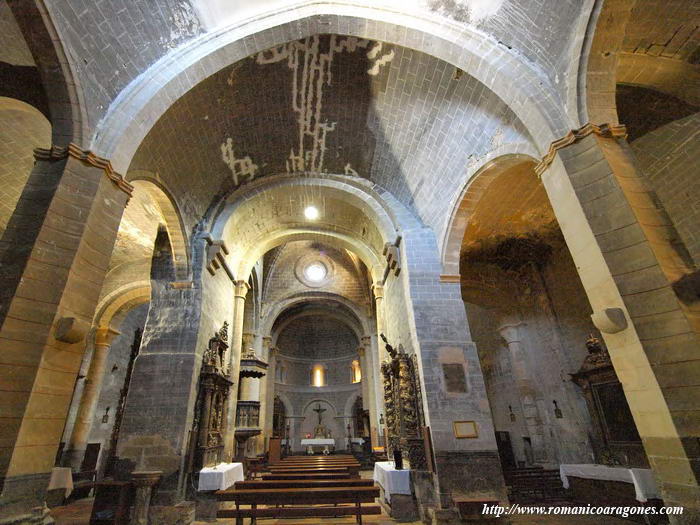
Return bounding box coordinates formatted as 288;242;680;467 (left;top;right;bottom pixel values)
311;364;326;387
351;360;362;383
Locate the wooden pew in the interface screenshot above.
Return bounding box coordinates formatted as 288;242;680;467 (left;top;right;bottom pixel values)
262;472;355;480
235;479;374;489
217;485;380;524
268;466;359;477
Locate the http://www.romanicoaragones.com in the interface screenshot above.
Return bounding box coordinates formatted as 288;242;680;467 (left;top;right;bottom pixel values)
482;503;684;519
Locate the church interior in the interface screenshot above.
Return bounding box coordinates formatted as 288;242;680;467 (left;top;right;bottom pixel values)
0;1;698;524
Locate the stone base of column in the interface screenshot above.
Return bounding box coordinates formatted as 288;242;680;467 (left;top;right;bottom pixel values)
434;450;508;504
149;501;196;525
0;472;52;523
0;505;53;525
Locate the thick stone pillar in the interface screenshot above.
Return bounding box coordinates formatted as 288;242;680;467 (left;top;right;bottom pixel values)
64;327;121;469
0;145;131;520
538;123;700;523
223;280;249;458
115;277;202;505
497;319;548;464
388;224;507;517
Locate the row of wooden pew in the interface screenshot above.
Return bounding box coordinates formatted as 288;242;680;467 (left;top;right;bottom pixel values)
216;455;380;524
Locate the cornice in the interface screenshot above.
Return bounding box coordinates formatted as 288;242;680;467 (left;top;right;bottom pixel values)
34;143;133;198
535;123;627;177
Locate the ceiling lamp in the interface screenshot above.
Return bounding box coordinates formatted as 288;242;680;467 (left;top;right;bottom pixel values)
304;206;319;220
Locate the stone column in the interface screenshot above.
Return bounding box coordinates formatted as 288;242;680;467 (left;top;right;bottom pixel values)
65;326;121;469
372;284;388;361
538;123;700;523
0;145;131;519
224;280;250;458
358;338;379;448
371;283;388;447
497;319;548;464
258;337;274;454
130;471;162;525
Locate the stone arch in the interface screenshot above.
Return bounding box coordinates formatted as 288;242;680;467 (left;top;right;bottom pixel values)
275;392;295;417
344;392;362;419
7;2;85;146
128;177;190;280
92;6;570;173
302;398;338;417
441;153;540;276
270;305;366;351
210;175;403;281
94;281;151;330
262;292;373;337
581;0;700;125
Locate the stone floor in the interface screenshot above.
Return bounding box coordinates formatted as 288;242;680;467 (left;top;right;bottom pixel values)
50;497;631;524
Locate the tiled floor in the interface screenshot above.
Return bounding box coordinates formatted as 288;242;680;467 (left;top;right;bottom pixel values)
51;498;632;525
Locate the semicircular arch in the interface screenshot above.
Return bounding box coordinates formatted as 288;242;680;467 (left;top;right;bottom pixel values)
93;6;569;173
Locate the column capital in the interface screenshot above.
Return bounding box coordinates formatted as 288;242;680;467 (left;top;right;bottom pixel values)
535;122;628;176
94;326;121;347
371;283;384;300
262;336;272;348
360;336;371;347
234;280;250;298
34;143;133;198
497;320;525;344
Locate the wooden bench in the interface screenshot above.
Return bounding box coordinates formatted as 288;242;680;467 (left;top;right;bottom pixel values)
216;485;380;524
235;479;374;489
262;472;355;480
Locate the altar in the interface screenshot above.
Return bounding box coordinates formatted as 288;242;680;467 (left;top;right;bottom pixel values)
300;438;335;454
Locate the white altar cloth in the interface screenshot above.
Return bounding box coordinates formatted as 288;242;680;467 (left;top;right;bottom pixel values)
559;464;659;502
48;467;73;498
373;461;411;503
300;438;336;446
198;462;244;491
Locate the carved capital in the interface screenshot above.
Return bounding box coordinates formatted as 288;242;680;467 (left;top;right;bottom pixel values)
34;143;133;198
234;280;250;298
535;123;628;176
361;336;371;347
371;283;384;300
94;326;122;347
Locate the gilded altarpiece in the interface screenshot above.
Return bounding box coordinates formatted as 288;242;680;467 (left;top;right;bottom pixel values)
192;323;233;470
380;335;428;470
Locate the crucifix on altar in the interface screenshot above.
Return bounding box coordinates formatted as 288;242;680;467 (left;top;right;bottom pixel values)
313;404;330;438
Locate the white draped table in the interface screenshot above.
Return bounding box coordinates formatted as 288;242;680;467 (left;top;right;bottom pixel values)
198;462;244;491
559;464;659;502
300;438;336;447
47;467;73;498
300;438;335;453
373;461;411;503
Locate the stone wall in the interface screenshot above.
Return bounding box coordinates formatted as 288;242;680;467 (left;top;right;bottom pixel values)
0;98;50;236
464;242;598;467
631;112;700;266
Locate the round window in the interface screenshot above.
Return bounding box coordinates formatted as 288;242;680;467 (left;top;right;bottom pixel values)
304;262;327;282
